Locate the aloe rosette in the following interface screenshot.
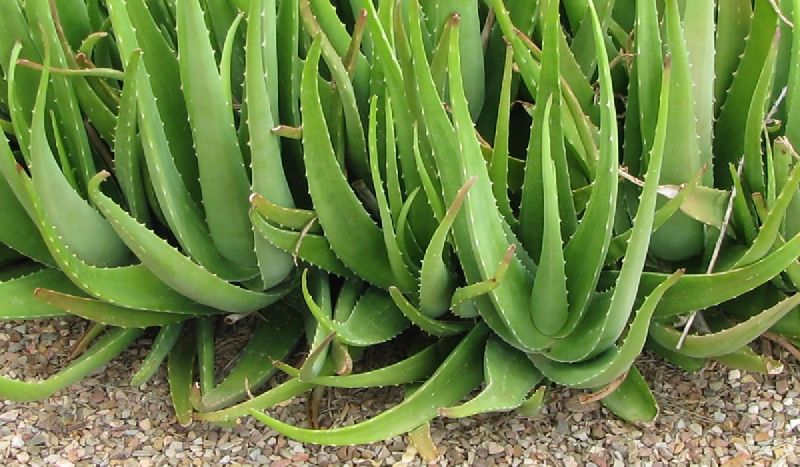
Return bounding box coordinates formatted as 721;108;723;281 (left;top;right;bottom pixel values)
0;0;799;446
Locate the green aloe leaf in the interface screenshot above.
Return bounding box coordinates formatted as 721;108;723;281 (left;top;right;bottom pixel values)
742;29;780;195
250;194;321;234
34;289;189;328
0;328;142;402
25;0;96;192
295;338;458;389
27;37;130;268
124;42;256;281
176;0;254;269
714;0;752;114
634;229;800;319
714;0;778;187
530;97;569;335
649;292;800;358
389;287;472;337
196;377;313;424
560;0;619;336
88;173;287;313
200;309;303;411
302;271;409;347
600;365;658;422
168;332;195;427
440;337;543;418
367;97;417;292
300;38;396;289
648;0;704;262
532;271;682;388
249;324;489;445
130;322;184;387
106;0;201;201
113;50;150;224
0;268;81;320
250;208;353;277
246;0;296;288
0;172;53;265
419;177;476;317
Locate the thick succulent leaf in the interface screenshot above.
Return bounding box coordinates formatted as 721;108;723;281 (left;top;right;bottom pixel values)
248;324;489;445
733;160;800;268
607;172;704;266
404;0;534;351
297;338;458;389
634;0;663;156
714;0;778;187
250;194;321;234
246;0;295;288
440;337;543;418
130;322;184;387
132;48;257;281
0;1;39;141
360;0;420;193
389;287;472;337
714;0;752;113
106;0;200;201
532;271;682;388
725;286;800;338
706;314;783;374
785;0;800;148
0;328;142;402
742;30;780;195
624;229;800;318
3;154;220;315
113;50;150;224
300;38;396;289
28;38;129;268
530;97;569;335
296;270;332;382
168;332;195;427
176;0;254;269
649;292;800;358
599;365;658;422
488;46;516;225
649;0;704;262
0;269;82;320
88;173;287;313
200;308;303;411
517;385;547;417
519;0;573;261
196;318;215;394
446;17;551;351
0;173;53;265
25;0;96;191
419;177;475;317
590;57;671;351
300;0;369;183
34;289;188;328
367;97;417;292
302;271;409;347
249;208;353;277
196;377;313;424
684;0;715;180
560;0;619;335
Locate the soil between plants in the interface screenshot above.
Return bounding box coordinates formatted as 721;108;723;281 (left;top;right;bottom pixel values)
0;318;798;466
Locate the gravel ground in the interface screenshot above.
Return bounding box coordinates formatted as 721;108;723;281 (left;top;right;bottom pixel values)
1;318;799;466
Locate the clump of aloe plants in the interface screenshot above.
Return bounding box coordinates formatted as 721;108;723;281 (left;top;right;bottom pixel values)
0;0;799;447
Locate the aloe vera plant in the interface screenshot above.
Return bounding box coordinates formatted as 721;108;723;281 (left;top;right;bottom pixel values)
0;0;799;449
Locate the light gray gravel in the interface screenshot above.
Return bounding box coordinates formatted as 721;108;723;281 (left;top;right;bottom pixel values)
1;318;798;466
